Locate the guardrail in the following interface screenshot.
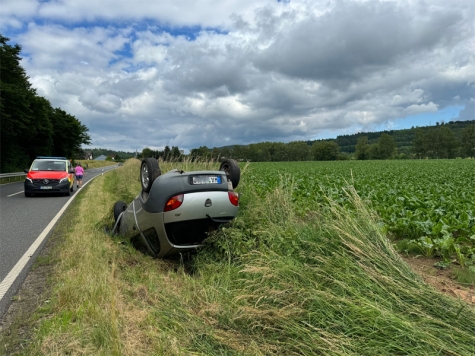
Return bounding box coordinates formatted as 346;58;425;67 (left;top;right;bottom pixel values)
0;172;26;182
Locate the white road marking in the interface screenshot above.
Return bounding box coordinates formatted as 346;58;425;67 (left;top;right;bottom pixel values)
7;191;24;197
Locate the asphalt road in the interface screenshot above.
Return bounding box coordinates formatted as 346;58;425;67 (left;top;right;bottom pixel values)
0;164;118;318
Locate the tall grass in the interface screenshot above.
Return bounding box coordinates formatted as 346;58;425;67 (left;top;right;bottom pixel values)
195;177;475;354
156;156;230;172
4;159;475;355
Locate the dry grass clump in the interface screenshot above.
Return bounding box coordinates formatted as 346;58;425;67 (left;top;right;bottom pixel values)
157;156;248;174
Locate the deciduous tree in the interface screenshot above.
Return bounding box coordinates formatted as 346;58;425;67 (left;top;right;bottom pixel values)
355;136;369;160
377;133;397;159
412;129;426;158
312;141;340;161
424;126;457;159
460;124;475;158
286;141;311;161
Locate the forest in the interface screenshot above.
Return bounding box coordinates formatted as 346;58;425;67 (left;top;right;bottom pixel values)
0;35;91;173
332;120;473;154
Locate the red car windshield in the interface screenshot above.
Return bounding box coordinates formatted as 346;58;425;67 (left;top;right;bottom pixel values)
31;160;67;172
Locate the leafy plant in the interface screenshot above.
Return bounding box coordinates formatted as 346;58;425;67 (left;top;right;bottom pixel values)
245;160;475;265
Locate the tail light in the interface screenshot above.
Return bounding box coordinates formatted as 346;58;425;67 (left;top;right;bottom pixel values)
228;192;239;206
164;194;184;212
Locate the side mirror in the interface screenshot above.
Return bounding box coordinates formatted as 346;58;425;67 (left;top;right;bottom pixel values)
69;169;75;174
24;169;29;173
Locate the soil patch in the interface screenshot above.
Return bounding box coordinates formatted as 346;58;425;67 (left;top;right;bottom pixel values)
401;255;475;306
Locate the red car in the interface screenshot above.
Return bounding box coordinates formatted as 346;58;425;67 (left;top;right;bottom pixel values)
24;156;75;197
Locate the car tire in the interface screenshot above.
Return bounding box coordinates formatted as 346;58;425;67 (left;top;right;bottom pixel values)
25;192;32;197
113;201;127;222
219;159;240;189
140;158;161;193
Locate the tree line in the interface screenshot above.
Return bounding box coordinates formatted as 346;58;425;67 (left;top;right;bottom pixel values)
137;146;183;160
354;124;474;160
87;148;136;161
333;120;473;155
0;35;91;173
186;122;474;162
135;122;474;163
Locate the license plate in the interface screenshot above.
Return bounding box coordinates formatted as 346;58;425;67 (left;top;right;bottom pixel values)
192;175;221;184
40;186;52;190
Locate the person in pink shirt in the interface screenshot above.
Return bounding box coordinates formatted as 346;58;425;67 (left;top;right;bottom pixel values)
75;163;85;188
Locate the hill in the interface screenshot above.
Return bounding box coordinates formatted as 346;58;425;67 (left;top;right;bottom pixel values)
86;148;136;160
323;120;473;155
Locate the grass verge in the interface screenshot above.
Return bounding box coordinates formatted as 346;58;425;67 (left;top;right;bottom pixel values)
1;159;475;355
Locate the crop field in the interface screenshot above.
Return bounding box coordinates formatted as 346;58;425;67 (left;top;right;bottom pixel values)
245;159;475;265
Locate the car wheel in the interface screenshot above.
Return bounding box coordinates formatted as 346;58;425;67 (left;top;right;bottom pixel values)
25;192;32;197
113;201;127;222
140;158;161;193
219;159;240;189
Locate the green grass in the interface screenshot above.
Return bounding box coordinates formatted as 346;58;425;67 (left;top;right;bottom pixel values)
453;266;475;286
2;159;475;355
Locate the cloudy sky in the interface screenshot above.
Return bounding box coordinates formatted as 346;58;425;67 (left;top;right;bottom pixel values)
1;0;474;153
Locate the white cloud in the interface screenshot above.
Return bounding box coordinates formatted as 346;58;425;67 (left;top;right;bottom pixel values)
0;0;38;23
403;102;438;116
1;0;473;152
132;42;168;66
79;90;123;113
391;89;424;106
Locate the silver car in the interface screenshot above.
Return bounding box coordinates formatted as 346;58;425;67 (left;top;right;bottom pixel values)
112;158;240;258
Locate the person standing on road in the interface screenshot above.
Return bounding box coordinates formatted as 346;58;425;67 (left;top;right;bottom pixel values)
75;163;85;188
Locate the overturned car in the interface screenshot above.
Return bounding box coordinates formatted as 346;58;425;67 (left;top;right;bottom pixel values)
112;158;240;258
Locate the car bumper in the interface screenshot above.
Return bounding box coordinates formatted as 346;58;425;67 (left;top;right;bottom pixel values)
119;191;238;258
24;180;71;194
119;206;209;258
